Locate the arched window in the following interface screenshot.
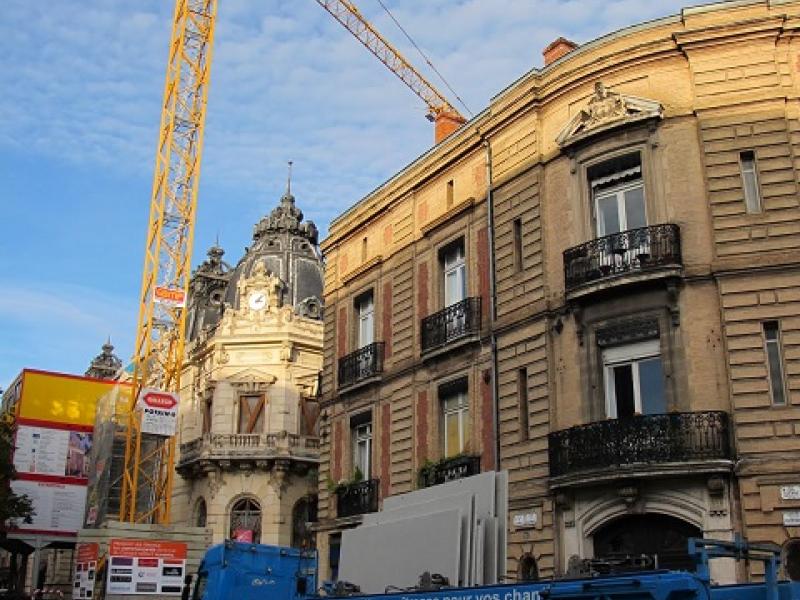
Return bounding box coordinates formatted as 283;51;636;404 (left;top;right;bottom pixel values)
593;513;701;571
229;498;262;544
292;496;318;549
785;539;800;581
195;498;207;528
518;553;538;582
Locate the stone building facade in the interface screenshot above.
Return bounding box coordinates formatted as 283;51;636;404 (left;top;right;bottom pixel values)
172;189;324;548
318;0;800;584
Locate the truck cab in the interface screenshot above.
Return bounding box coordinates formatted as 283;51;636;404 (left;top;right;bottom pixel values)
190;541;317;600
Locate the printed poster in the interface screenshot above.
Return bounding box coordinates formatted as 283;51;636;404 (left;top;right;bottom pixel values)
14;425;92;479
107;539;187;596
73;542;98;599
11;480;87;533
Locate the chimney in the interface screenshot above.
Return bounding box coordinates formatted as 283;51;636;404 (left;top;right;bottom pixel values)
543;37;578;66
434;110;466;144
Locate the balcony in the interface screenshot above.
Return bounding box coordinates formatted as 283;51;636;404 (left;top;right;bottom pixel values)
338;342;385;390
418;454;481;488
563;224;681;296
177;431;320;477
548;411;732;486
421;297;482;356
335;478;380;519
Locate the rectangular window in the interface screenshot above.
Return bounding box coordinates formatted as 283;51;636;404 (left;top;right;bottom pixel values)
356;292;374;348
740;151;762;213
518;368;529;441
351;413;372;479
589;153;646;237
513;218;523;272
202;396;213;434
238;394;265;433
764;321;787;405
446;179;454;209
442;240;466;307
361;236;368;262
441;381;469;458
602;340;666;418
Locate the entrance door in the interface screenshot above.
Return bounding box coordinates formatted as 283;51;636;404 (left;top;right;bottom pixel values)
593;513;701;571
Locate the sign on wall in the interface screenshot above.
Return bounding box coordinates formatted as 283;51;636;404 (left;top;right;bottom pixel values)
137;389;179;436
107;539;187;596
11;479;88;532
73;542;99;599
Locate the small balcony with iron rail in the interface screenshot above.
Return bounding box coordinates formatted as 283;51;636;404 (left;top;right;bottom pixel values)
338;342;385;392
547;411;733;488
418;454;482;488
177;430;320;478
563;224;682;298
421;296;482;357
335;478;380;519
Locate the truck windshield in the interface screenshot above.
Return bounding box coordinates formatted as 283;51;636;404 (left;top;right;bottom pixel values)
192;571;208;600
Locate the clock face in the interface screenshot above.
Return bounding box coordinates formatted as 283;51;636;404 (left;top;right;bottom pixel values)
248;291;267;311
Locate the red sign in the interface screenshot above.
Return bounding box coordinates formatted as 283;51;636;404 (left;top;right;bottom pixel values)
153;286;186;308
233;529;254;543
109;539;187;560
76;542;99;563
142;391;177;410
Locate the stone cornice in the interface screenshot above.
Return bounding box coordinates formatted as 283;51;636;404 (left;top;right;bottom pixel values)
340;255;383;285
420;197;476;237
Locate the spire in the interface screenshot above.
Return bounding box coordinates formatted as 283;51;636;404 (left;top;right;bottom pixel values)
286;160;293;196
86;338;122;380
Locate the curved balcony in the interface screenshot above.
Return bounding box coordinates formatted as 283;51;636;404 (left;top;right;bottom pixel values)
338;342;385;390
548;411;732;487
177;431;320;477
421;296;482;356
563;224;681;296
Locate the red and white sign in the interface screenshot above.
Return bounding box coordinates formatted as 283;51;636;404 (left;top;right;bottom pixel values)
137;389;179;436
233;529;254;543
107;539;187;596
74;542;99;599
153;286;186;308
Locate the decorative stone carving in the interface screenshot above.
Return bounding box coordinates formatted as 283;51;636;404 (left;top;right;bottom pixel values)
556;82;664;148
617;484;639;507
85;339;123;380
596;316;659;348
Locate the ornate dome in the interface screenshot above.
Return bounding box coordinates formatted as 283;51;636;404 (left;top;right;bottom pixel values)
225;190;323;316
85;339;122;380
185;187;324;342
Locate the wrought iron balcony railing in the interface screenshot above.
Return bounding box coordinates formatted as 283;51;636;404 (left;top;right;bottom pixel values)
338;342;385;389
548;411;731;478
563;224;681;292
421;297;481;354
418;454;481;488
335;478;380;518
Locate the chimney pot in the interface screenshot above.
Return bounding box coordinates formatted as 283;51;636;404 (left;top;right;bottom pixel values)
434;111;466;144
543;37;578;66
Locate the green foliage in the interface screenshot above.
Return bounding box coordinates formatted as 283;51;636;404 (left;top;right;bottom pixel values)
0;416;34;532
352;466;364;483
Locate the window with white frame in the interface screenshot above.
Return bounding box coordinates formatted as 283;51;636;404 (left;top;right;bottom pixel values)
356;291;374;348
589;153;647;237
442;240;466;307
764;321;787;405
351;415;372;479
603;339;666;419
740;150;762;214
441;382;469;457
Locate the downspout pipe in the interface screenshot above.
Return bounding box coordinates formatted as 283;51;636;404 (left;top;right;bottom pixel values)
482;135;500;472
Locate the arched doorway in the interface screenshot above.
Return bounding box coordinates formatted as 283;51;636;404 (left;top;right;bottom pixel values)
229;497;262;543
292;496;318;549
518;553;538;582
593;514;701;571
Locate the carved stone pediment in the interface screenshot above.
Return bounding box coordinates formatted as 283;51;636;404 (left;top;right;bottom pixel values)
227;367;278;391
556;82;663;148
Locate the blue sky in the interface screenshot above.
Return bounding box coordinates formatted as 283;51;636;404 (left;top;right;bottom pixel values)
0;0;706;387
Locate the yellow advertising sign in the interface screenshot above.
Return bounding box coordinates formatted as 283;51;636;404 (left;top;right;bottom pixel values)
17;370;122;427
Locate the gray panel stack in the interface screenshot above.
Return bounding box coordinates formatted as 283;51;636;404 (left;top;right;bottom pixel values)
338;471;508;593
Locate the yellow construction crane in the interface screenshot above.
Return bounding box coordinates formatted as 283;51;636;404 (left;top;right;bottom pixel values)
120;0;218;524
314;0;466;141
121;0;461;525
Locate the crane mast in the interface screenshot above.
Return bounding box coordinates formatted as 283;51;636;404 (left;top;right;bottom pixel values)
120;0;218;524
314;0;465;124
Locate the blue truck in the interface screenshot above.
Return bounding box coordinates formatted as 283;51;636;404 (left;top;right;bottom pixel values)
187;538;800;600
